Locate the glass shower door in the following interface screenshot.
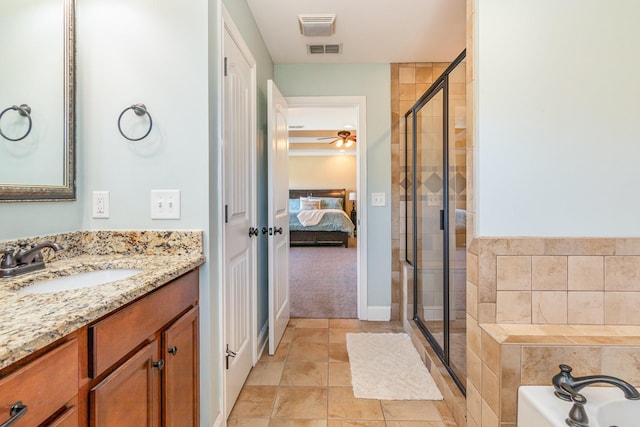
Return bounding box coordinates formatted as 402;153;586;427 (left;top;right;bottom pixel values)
415;84;446;355
447;59;467;382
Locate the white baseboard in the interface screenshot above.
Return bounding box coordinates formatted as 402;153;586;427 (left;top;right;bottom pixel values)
367;305;391;321
256;322;268;362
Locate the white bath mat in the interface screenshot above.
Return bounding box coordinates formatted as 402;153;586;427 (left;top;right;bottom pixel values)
346;332;443;400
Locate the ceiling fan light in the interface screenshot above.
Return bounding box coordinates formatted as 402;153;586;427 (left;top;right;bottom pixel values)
345;139;354;148
335;139;344;148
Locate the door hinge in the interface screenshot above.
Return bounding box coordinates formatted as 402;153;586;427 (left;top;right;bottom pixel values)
225;344;237;370
224;57;228;76
225;204;228;223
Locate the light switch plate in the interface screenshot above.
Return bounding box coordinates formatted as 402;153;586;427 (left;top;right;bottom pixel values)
371;192;386;207
151;190;181;219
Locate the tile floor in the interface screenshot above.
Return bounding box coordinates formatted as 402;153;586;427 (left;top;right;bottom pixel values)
228;318;457;427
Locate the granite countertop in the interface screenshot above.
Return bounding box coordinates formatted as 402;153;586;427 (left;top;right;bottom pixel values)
0;231;205;370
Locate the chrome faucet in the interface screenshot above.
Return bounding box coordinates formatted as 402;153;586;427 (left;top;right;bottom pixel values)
552;364;640;401
0;241;65;278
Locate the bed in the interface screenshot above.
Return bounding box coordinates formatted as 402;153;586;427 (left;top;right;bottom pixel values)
289;189;355;247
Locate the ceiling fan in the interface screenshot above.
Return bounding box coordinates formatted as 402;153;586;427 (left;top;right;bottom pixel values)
319;130;356;148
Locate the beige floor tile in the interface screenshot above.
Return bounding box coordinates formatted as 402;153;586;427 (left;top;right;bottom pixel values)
329;319;362;329
288;341;329;361
295;318;330;328
227;418;270;427
269;420;327;427
281;327;297;343
272;387;328;419
381;401;442;421
327;421;385;427
434;401;455;424
280;362;329;387
328;363;351;387
231;321;450;426
329;328;362;343
292;328;330;343
361;321;404;333
261;342;290;362
246;362;285;386
386;422;445;427
329;343;349;363
229;386;278;418
327;387;384;420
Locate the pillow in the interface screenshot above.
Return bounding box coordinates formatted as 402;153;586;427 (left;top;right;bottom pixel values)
317;197;343;210
300;198;321;211
289;198;301;212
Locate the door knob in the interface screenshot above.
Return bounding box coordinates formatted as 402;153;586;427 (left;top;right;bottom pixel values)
273;227;283;235
248;227;259;237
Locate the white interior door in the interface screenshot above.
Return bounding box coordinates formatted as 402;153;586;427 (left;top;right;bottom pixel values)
222;15;256;417
267;80;290;355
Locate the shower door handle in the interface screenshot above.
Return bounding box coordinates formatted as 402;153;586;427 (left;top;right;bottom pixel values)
439;209;445;231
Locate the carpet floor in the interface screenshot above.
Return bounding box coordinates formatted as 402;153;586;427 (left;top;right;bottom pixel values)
289;243;357;318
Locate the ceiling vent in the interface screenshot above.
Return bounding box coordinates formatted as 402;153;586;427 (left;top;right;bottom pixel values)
307;44;342;55
298;14;336;37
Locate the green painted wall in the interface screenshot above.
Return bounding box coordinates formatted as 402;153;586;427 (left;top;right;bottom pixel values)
274;63;392;307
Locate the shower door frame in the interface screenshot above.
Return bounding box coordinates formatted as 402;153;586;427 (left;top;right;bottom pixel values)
405;50;466;395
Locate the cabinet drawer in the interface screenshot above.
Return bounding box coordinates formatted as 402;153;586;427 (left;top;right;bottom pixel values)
0;339;78;426
90;269;198;377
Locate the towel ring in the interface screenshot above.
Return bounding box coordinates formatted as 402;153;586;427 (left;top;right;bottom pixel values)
117;104;153;141
0;104;32;142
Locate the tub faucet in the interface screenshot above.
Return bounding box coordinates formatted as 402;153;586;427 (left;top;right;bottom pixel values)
558;383;589;427
552;364;640;401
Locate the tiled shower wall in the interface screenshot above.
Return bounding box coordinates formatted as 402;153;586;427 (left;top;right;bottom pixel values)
391;62;451;320
466;237;640;427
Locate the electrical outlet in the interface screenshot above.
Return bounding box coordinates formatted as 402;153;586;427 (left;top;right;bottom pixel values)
151;190;181;219
371;192;386;207
92;191;109;218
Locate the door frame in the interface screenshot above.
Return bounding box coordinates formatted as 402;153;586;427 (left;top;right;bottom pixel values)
284;96;368;319
220;4;258;419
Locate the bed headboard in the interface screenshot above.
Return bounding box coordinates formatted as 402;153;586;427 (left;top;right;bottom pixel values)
289;189;347;211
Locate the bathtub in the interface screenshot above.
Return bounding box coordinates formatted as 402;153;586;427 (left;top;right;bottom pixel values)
518;385;640;427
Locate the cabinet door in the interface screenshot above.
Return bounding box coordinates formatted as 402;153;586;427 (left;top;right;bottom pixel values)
163;307;199;427
90;342;161;427
48;404;78;427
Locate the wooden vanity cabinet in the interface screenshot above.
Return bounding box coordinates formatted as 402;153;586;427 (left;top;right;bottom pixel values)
163;306;199;426
0;339;79;427
90;342;160;426
87;269;199;427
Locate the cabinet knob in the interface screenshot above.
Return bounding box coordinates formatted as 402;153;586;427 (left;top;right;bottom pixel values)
0;401;28;427
152;359;165;370
168;346;178;356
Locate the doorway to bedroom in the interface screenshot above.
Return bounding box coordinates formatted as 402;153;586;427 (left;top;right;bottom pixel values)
285;97;367;319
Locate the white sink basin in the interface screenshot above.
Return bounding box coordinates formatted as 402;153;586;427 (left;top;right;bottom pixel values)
17;269;143;294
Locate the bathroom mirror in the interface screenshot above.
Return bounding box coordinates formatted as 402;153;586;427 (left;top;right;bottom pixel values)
0;0;75;202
